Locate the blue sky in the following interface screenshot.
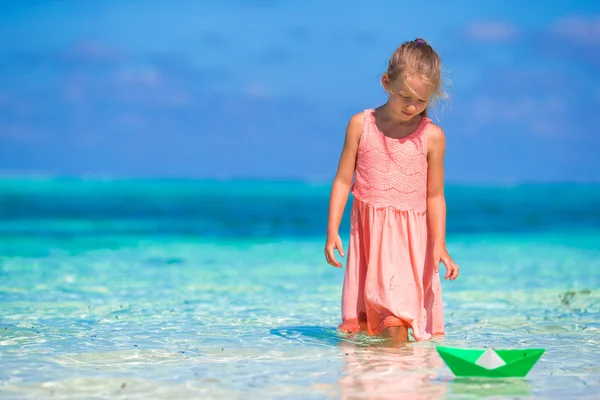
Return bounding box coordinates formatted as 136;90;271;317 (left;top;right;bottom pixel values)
0;0;599;182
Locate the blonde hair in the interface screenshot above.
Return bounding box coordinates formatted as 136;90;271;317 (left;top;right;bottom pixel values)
385;38;447;117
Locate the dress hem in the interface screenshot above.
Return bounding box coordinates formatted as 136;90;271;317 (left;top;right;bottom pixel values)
338;318;444;342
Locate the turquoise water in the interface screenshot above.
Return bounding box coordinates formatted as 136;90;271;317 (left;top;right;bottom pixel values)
1;179;599;399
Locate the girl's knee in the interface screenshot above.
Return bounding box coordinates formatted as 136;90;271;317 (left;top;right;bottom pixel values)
382;325;409;342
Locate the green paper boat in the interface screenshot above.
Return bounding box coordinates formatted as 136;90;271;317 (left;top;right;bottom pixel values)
436;346;545;378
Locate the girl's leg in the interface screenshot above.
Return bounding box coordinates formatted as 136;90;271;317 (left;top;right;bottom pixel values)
382;326;409;342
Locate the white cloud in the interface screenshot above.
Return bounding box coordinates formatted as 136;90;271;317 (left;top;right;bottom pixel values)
465;95;568;138
245;83;268;99
552;16;600;46
113;65;162;87
61;63;191;107
464;21;518;42
0;122;36;142
62;40;124;62
113;114;149;130
77;132;103;148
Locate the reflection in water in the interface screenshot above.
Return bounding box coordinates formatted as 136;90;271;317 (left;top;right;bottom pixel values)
448;377;533;398
338;339;448;400
269;326;536;399
337;336;534;400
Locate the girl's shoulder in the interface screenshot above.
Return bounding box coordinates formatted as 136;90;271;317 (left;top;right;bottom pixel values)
340;110;368;149
345;109;371;141
347;109;371;129
425;120;444;138
425;121;446;153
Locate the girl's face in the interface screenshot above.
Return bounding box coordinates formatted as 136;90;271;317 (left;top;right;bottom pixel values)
382;74;433;120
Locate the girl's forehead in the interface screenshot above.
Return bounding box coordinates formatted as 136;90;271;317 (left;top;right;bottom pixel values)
397;76;433;98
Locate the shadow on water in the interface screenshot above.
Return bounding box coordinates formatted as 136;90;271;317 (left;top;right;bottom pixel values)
269;325;391;348
269;325;346;346
271;326;534;399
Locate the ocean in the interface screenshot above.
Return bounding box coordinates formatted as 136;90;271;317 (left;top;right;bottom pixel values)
1;178;599;399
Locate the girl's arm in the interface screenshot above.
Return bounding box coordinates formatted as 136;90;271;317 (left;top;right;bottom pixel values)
325;113;363;267
427;125;459;280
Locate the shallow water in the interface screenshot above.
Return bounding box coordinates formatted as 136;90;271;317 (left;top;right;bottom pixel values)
1;180;600;399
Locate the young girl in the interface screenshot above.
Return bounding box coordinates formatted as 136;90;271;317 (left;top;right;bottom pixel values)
324;38;459;342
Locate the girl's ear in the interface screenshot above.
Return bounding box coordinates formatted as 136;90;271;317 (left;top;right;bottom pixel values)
381;73;390;92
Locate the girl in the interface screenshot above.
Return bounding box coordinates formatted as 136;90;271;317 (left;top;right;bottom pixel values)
324;38;459;342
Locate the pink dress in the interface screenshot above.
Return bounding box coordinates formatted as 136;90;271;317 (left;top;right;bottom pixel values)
339;108;444;341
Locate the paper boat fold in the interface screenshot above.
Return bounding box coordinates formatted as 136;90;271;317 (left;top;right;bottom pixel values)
436;346;545;378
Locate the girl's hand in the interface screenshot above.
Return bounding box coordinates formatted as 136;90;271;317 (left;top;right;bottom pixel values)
325;232;345;268
433;245;459;280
